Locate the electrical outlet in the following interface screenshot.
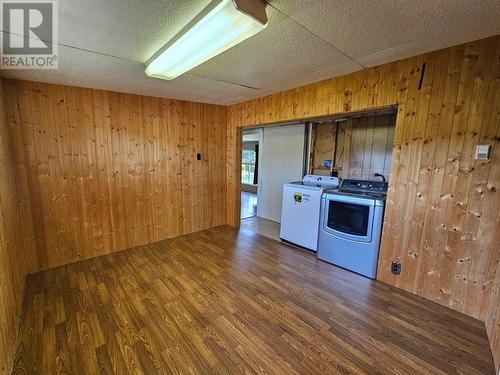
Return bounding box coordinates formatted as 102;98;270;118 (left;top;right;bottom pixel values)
475;145;491;160
391;261;401;275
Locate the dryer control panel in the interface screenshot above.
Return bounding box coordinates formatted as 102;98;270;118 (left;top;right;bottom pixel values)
339;179;388;195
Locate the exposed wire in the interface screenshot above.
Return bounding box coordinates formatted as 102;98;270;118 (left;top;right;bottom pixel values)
334;124;346;168
312;123;335;154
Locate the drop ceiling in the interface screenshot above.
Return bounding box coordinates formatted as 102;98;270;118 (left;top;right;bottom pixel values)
1;0;499;105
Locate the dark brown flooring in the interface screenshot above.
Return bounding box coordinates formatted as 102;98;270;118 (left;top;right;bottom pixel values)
12;226;495;374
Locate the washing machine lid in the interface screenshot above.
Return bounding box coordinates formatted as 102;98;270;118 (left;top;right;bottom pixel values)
284;181;324;191
302;174;340;188
285;175;340;191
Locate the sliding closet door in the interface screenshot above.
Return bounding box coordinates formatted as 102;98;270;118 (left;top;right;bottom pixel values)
257;124;305;222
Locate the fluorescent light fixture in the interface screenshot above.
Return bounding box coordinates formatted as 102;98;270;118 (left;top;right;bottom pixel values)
145;0;268;80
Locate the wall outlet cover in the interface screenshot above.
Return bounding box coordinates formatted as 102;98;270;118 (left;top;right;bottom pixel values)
391;261;401;275
475;145;491;160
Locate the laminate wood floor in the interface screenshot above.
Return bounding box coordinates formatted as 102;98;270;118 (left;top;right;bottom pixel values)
240;216;280;242
12;226;495;374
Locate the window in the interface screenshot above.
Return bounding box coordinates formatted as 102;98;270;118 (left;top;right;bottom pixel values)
242;149;257;185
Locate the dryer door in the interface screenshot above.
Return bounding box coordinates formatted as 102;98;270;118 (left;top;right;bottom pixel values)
321;194;375;243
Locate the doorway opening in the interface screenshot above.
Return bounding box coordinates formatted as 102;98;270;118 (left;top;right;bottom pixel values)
240;124;307;241
241;130;260;219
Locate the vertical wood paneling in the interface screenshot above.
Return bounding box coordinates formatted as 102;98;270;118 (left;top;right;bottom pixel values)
226;35;500;371
0;78;33;374
3;79;227;271
310;114;396;180
345;114;396;180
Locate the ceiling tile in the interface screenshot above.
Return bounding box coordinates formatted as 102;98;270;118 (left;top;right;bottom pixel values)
272;0;500;64
59;0;211;62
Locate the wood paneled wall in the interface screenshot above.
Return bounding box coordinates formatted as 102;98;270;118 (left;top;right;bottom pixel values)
343;114;395;180
227;35;500;371
310;114;396;180
0;79;33;373
3;79;227;271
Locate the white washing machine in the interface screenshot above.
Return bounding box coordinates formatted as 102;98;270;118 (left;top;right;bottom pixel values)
280;175;340;251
